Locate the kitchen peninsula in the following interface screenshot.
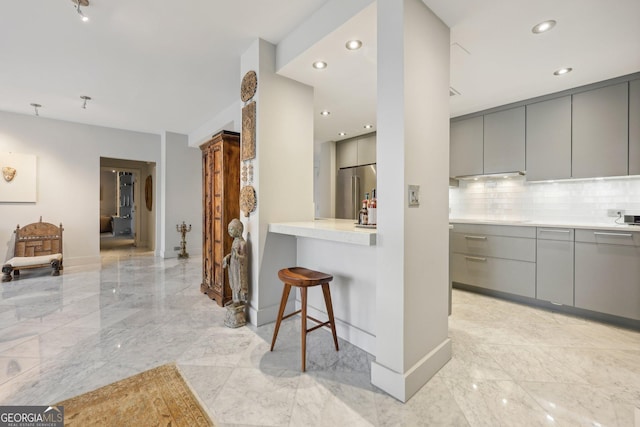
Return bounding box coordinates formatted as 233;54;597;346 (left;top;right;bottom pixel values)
269;218;377;352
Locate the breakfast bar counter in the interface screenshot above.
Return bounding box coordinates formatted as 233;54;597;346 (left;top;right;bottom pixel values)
268;218;376;246
269;218;377;353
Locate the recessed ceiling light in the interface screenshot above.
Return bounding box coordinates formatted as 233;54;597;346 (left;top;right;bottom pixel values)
338;132;347;136
553;67;573;76
345;40;362;50
320;110;330;116
312;61;327;70
532;20;556;34
364;124;373;129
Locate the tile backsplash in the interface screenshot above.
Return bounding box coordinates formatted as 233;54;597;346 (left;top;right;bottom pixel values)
449;175;640;224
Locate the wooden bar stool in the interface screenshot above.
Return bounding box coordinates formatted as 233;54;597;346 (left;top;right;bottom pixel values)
270;267;339;372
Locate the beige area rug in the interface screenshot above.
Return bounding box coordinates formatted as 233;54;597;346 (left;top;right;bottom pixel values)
57;364;214;426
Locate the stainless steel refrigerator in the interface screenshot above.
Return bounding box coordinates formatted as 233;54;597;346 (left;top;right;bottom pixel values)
336;164;377;220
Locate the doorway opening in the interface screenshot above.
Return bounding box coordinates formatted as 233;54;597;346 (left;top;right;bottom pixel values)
100;157;156;253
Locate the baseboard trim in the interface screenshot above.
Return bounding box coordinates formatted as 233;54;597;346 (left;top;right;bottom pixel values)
248;300;295;327
371;338;451;402
302;302;376;354
64;255;101;267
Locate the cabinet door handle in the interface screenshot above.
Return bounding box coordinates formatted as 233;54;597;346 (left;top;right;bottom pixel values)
593;232;633;238
464;256;487;262
464;235;487;240
539;229;571;233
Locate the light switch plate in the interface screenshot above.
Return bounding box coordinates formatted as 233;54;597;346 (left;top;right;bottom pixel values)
408;185;420;207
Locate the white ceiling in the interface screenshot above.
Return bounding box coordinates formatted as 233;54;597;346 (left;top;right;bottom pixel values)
0;0;328;135
1;0;639;144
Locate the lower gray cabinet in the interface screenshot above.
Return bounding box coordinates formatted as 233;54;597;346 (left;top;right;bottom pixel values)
451;224;536;298
452;254;536;298
575;230;640;321
536;228;574;306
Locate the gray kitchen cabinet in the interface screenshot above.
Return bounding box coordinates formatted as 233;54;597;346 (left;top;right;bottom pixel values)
572;83;629;178
450;116;483;177
336;138;358;169
483;106;525;174
450;223;536;298
356;133;376;165
630;79;640;176
526;96;572;181
575;229;640;321
536;228;574;306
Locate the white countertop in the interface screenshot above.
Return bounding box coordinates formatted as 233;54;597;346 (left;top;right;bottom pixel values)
449;218;640;232
269;218;376;246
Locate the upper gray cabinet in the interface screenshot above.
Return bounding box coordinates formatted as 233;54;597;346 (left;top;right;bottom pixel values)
572;83;629;178
450;116;483;177
336;138;358;169
526;96;572;181
630;79;640;176
357;133;376;165
336;133;376;169
483;106;525;174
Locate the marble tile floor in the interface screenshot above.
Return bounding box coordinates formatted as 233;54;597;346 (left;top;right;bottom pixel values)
1;249;639;426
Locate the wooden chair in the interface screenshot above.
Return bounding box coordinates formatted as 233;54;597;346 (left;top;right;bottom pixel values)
270;267;339;372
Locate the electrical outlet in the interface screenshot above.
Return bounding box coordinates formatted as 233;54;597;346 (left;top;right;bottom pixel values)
607;209;625;217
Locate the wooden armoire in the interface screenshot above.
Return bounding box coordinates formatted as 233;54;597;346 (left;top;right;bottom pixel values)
200;130;240;306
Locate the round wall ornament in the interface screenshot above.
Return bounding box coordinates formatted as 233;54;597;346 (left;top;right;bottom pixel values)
241;70;257;102
240;185;256;217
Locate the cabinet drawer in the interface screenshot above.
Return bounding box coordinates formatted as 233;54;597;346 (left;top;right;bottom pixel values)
451;254;535;298
536;227;574;241
450;223;535;238
451;233;535;262
574;229;640;246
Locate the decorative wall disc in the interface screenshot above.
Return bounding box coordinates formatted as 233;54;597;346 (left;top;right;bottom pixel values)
241;70;257;102
241;164;248;184
240;185;256;217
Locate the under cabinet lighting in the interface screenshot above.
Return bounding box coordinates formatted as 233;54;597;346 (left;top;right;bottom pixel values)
338;132;347;136
364;124;373;129
553;67;572;76
312;61;327;70
532;20;556;34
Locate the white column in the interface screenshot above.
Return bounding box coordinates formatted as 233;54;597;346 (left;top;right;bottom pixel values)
241;39;315;325
372;0;451;402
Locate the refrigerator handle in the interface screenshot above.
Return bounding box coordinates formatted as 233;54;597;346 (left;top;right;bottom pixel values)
352;175;360;221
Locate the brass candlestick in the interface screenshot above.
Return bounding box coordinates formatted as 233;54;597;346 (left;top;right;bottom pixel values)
176;221;192;259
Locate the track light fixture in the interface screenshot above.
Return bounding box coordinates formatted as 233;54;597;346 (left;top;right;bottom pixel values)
80;95;92;109
30;103;42;117
72;0;90;22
